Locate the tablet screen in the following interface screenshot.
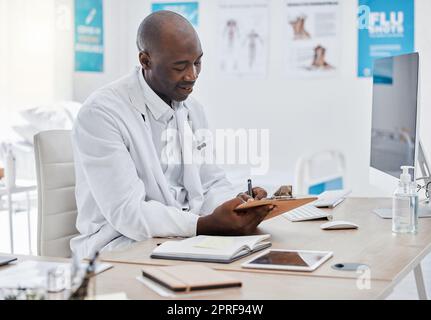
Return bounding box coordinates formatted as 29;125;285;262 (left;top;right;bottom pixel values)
248;251;327;267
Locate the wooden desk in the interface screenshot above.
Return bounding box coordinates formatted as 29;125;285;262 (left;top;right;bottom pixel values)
1;198;429;300
95;261;393;300
99;198;430;299
0;254;392;300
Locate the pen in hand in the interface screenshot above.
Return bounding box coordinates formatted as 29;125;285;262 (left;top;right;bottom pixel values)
248;179;254;199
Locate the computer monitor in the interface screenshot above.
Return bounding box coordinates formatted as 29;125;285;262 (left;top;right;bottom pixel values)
370;52;419;180
369;53;431;218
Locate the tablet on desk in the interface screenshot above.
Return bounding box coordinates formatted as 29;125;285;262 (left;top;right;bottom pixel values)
242;249;333;272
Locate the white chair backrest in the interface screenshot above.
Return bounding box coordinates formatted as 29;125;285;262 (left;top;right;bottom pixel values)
34;130;78;257
294;150;347;195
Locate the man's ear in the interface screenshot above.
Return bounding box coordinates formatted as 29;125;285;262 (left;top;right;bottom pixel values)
139;51;151;70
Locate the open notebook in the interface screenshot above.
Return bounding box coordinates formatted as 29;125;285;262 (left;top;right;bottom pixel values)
151;235;271;263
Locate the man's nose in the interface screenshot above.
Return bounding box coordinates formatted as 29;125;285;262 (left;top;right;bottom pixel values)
184;65;198;82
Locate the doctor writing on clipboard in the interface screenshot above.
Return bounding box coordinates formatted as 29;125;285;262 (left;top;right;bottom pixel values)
71;11;273;259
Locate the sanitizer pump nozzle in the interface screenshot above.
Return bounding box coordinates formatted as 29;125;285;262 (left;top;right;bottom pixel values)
400;166;414;185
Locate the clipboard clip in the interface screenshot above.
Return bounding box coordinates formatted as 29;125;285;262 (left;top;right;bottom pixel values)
270;185;293;200
268;195;295;201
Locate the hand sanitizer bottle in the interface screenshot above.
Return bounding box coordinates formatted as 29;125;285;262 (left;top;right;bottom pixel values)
392;166;418;234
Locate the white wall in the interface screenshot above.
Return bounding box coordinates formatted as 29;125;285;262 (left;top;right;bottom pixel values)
72;0;431;196
0;0;73;112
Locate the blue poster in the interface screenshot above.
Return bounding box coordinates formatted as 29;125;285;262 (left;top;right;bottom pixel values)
152;2;199;27
75;0;104;72
357;0;414;77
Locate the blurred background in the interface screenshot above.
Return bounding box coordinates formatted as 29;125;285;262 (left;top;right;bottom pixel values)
1;0;431;191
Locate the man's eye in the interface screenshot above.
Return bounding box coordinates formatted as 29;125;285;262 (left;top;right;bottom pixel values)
194;61;201;66
173;66;186;72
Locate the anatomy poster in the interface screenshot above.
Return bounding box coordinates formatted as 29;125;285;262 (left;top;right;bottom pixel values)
284;0;341;78
217;0;269;77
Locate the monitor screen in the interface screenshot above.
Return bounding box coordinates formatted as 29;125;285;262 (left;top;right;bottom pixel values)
370;53;419;179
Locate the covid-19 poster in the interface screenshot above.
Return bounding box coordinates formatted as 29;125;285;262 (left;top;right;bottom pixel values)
357;0;414;78
152;2;199;27
74;0;104;72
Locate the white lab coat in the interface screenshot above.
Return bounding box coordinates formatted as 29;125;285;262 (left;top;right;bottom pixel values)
71;67;234;259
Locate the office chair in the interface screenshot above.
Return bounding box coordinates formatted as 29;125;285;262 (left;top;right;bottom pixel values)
294;150;347;195
34;130;78;257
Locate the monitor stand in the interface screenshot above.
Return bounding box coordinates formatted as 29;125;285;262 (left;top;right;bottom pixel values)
373;140;431;219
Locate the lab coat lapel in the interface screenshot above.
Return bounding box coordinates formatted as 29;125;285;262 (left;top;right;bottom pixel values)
126;69;181;208
176;105;204;213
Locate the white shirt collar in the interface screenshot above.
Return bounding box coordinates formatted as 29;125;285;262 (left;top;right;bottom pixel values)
138;67;186;122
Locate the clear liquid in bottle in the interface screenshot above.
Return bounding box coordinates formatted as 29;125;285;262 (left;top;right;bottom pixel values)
392;166;418;234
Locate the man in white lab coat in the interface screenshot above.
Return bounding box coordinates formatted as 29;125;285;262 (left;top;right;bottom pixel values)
71;11;273;259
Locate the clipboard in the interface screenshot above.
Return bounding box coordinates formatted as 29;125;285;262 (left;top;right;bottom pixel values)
234;196;318;220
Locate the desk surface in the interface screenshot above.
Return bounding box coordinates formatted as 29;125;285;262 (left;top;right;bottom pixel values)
1;198;429;300
100;198;431;283
0;254;391;300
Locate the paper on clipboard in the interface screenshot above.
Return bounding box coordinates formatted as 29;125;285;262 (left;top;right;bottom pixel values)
234;196;317;220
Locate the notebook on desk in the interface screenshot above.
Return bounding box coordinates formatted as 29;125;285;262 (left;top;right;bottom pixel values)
151;235;271;264
141;265;242;292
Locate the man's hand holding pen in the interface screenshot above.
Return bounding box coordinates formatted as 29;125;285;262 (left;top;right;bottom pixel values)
237;179;268;202
237;187;267;202
196;180;273;236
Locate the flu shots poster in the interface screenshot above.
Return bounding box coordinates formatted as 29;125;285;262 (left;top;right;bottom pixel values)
357;0;414;77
